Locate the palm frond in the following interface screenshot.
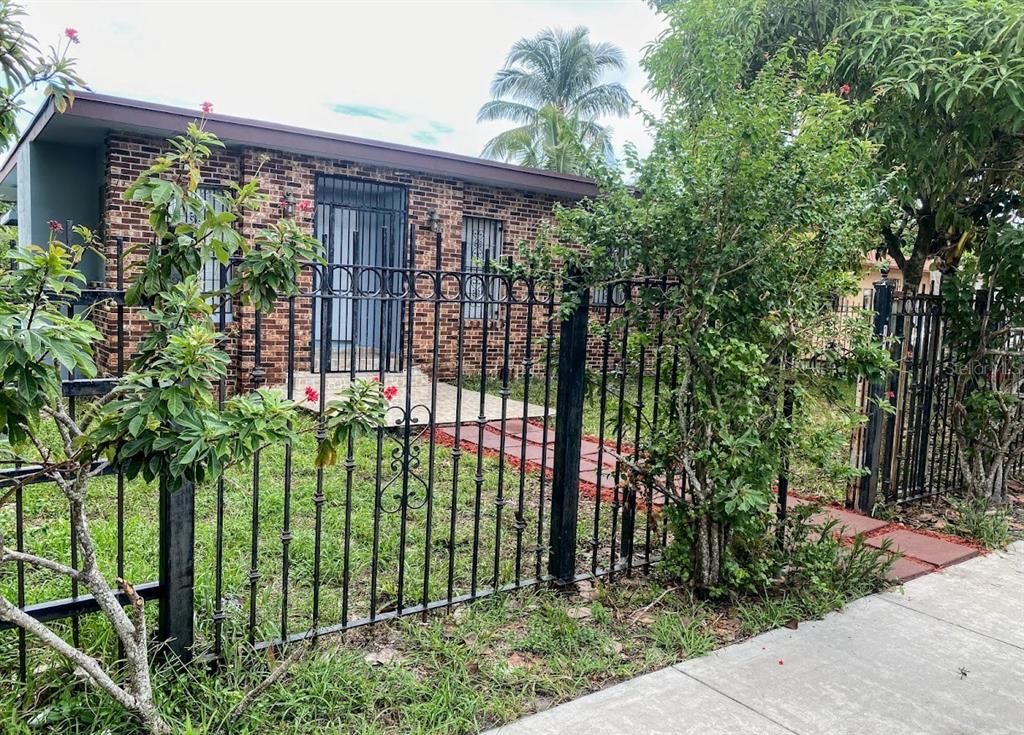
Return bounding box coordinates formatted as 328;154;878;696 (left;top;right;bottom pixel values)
489;68;552;108
476;100;539;125
481;125;540;162
573;83;633;119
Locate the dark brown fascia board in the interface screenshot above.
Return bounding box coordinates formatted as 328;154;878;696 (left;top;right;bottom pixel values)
51;91;598;197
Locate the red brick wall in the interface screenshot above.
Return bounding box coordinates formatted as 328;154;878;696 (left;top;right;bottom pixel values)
98;132;579;390
95;133;241;378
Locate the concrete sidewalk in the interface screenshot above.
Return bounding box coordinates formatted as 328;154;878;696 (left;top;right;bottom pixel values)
488;541;1024;735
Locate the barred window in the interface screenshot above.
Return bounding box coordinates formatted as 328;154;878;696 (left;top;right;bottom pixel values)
188;186;232;322
462;216;503;319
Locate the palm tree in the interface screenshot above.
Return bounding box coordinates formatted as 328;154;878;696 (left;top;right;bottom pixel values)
478;26;632;173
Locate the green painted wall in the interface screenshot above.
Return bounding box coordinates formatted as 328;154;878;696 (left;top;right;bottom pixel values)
23;141;104;283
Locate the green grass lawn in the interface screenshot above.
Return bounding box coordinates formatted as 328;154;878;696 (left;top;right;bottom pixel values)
0;570;821;735
0;410;661;675
0;374;894;735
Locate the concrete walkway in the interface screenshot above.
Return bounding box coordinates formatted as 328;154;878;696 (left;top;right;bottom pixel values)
488;541;1024;735
289;370;550;426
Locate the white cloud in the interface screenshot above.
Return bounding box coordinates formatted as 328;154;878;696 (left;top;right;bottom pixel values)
21;0;664;164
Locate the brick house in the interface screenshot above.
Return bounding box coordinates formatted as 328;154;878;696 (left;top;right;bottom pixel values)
0;92;597;391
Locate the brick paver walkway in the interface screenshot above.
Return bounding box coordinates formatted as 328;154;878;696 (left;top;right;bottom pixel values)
438;418;983;585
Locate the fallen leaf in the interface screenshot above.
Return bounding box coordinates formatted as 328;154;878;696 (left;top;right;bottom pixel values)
567;606;592;620
506;652;529;669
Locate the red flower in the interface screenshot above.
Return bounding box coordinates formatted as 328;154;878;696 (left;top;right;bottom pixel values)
887;390;896;399
371;376;381;383
778;660;784;666
383;385;398;401
296;200;314;214
64;28;79;44
201;101;214;115
47;219;63;233
304;386;319;403
839;83;851;97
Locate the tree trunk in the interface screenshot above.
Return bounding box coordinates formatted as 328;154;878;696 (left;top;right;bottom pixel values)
692;510;727;593
888;205;939;292
901;250;927;293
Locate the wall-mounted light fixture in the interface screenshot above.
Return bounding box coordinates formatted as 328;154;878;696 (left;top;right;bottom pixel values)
280;192;294;218
426;208;441;233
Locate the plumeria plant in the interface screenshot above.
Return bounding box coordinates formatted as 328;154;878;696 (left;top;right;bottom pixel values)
0;113;395;732
0;4;83;149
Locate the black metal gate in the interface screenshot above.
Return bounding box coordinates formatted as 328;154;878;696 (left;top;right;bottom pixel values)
851;280;966;508
311;175;407;373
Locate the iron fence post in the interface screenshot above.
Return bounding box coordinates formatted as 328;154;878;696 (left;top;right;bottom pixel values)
548;274;589;585
158;475;195;661
776;362;795;541
857;269;895;513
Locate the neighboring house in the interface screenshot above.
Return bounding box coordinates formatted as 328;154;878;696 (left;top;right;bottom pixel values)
853;251;942;309
0;92;597;389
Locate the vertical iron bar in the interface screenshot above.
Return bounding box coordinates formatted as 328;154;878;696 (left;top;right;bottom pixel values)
492;262;514;588
514;279;535;586
447;249;467;604
341;233;360;626
63;223;80;649
370;228;388;621
609;283;631;573
621;300;646;572
395;225;416;613
279;295;296;642
312;250;330;635
591;296;613;575
535;292;555;581
247;271;266;645
664;343;680;548
15;481;25;680
422;231;443;616
470;255;491;597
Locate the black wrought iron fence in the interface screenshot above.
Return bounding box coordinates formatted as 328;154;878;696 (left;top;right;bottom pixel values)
6;227;1019;682
0;228;677;680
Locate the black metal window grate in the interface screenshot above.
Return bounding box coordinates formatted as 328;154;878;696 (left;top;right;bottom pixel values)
313;175;409;373
189;186;232;322
462;216;503;319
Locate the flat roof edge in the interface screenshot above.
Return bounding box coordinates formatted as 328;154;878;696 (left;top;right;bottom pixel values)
64;92;597;197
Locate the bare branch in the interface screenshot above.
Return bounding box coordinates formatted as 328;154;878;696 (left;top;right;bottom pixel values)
227;642;310;721
0;548;83;580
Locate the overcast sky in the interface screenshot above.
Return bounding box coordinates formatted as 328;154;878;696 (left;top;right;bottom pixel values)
20;0;665;165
